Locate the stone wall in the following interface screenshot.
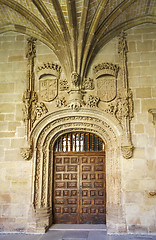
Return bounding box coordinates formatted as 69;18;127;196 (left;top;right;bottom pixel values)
0;23;156;233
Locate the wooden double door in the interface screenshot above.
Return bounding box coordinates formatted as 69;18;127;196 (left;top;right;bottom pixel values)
53;151;106;224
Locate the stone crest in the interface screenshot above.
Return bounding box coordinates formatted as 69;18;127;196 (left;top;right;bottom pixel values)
39;78;58;102
37;63;61;102
94;63;119;102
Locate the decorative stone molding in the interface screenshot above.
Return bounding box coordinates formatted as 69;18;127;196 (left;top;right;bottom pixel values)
82;78;94;90
23;37;37;139
118;32;134;157
148;109;156;125
26;37;37;60
87;95;99;108
23;38;48;140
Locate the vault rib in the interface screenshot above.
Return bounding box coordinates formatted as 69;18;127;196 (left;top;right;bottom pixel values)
51;0;73;76
77;0;89;76
82;0;137;77
66;0;78;72
80;0;108;78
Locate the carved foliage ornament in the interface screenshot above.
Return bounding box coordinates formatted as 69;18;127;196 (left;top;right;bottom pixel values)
59;79;69;91
56;97;66;108
82;78;94;90
26;37;37;59
87;95;99;108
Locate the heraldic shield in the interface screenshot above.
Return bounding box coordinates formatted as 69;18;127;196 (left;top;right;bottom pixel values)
97;75;117;102
39;78;58;102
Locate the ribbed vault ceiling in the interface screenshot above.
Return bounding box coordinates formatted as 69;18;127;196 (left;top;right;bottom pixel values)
0;0;156;79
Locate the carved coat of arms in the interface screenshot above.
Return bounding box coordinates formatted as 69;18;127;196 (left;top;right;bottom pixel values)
97;75;117;102
39;78;58;102
94;63;119;102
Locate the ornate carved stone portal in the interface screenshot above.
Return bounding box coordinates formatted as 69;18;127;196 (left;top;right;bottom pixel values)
22;32;134;233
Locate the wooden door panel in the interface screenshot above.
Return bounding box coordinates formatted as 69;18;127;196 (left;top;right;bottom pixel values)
54;156;79;224
80;155;106;224
53;153;106;224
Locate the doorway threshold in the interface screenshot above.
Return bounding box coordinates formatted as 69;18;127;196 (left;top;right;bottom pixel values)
49;224;106;231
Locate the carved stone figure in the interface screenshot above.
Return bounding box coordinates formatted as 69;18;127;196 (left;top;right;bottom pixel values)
71;72;80;88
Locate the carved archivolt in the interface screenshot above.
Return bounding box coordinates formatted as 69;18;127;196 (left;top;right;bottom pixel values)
29;108;123;231
31;109;120;197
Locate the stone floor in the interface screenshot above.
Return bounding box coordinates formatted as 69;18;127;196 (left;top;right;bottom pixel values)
0;225;156;240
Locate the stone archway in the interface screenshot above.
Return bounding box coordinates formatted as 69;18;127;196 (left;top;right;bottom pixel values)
28;108;125;233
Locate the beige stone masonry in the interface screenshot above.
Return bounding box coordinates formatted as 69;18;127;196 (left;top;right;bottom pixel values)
136;88;151;98
0;24;156;234
135;124;144;133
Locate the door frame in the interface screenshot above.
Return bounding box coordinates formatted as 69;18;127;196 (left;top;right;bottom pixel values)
29;109;125;233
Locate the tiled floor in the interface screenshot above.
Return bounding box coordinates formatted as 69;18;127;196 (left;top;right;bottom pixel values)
0;225;156;240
